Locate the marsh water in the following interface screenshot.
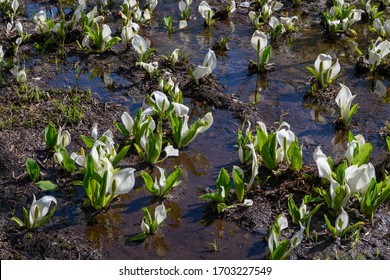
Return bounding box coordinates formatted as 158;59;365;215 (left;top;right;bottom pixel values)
17;1;390;259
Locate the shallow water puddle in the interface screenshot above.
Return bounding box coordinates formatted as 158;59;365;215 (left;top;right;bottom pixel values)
15;0;389;259
70;109;265;259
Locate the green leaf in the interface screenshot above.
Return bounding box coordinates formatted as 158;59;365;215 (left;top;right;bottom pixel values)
112;145;130;167
306;67;319;80
232;166;245;203
129;232;148;242
147;128;163;164
314;187;332;209
386;136;390;152
36;180;58;191
374;180;390;208
303;203;322;223
10;216;25;227
324;214;336;236
256;126;268;152
351;143;372;166
217;203;228;214
180;118;208;148
348;130;356;142
134;143;145;160
287;140;302;172
288;195;301;224
216;168;231;190
22;207;29;229
143;207;153;227
44;124;57;150
335;162;347;186
261;133;278;171
81;135;95;149
169;113;182;147
361;179;390;217
141;170;158;196
341;221;364;237
164;167;183;195
58;146;76;173
35;204;57;229
347;103;358;123
26;158;41;183
115;122;130;137
332;184;348;212
105;37;122;51
199;193;217;201
270;239;290;260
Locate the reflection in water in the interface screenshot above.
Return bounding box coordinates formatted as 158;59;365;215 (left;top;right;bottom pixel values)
248;74;267;104
165;201;182;227
143;235;170;259
85;208;126;249
331;129;349;157
310;108;326;123
371;78;390;103
171;148;211;178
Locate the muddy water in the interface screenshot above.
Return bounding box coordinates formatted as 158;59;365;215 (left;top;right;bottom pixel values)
22;1;389;259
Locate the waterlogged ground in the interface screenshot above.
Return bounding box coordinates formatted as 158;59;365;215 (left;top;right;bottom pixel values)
0;0;390;259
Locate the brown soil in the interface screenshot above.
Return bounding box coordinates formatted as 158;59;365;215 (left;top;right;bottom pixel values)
0;0;389;260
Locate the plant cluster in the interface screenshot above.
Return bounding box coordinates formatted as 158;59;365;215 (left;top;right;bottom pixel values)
322;0;363;35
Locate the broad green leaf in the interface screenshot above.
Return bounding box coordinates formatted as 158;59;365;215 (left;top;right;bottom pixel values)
261;133;278;171
180;118;208;148
44;124;57;150
141;170;157;196
164;167;183;195
129;232;148;242
26;158;41;183
288;141;302;172
306;67;319;80
270;239;290;260
351;143;372;166
256;126;268;153
232;166;245;203
106;37;122;50
58;146;76;173
348;130;356;142
216;168;231;190
332;185;348;211
81;135;95;149
36;180;58;191
115;122;130;137
112;145;131;167
288;196;301;224
335;162;347;186
169;113;182;147
148;129;162;164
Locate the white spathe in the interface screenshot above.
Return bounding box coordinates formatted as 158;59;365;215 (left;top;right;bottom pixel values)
29;194;57;225
155;203;167;226
335;83;356;122
345;163;376;195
